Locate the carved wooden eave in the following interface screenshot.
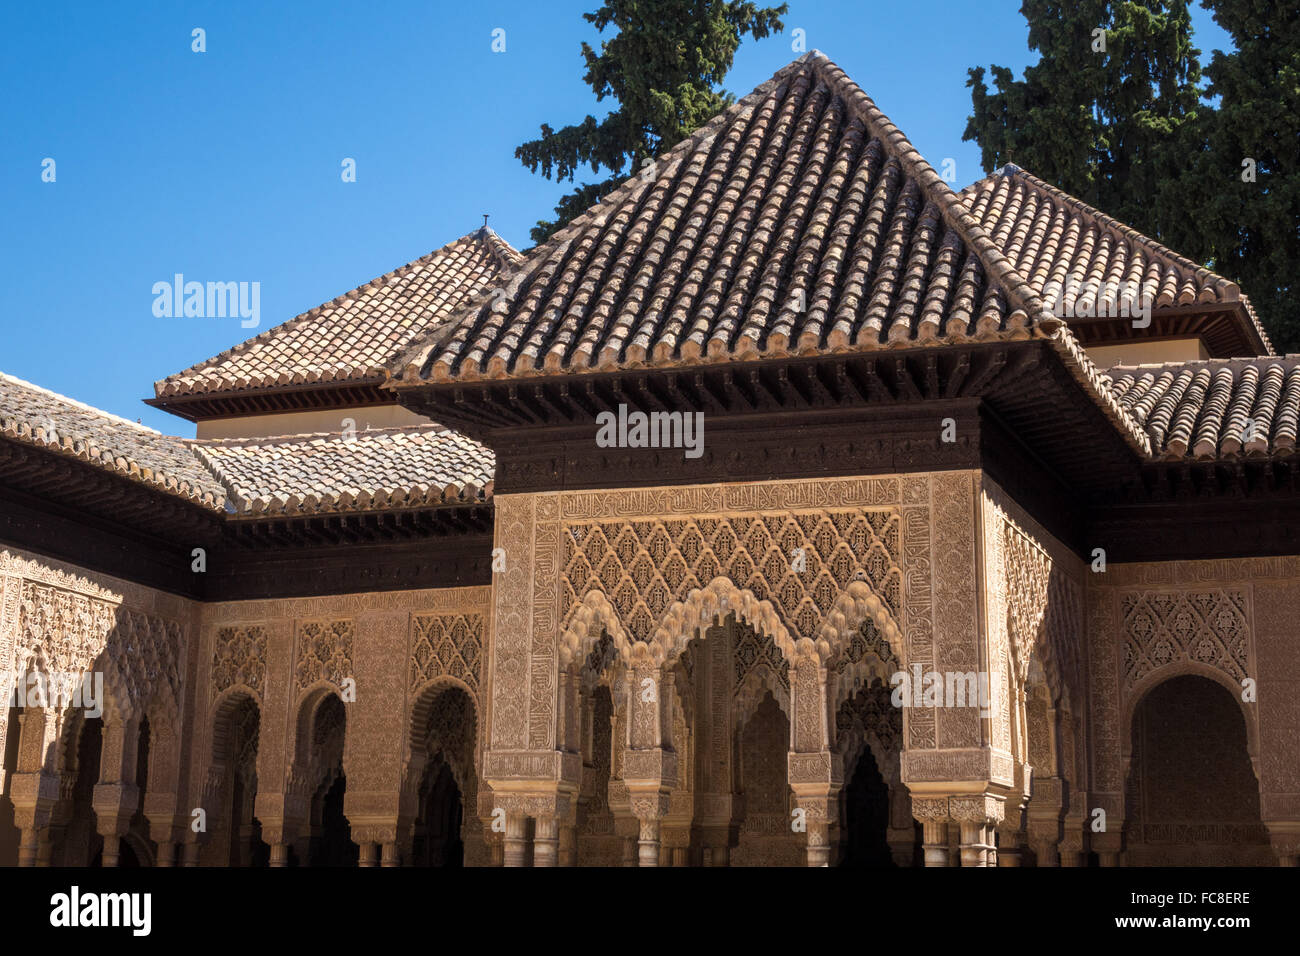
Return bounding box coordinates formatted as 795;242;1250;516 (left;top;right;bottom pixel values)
0;437;223;541
143;379;395;422
1063;301;1265;358
221;502;493;549
206;503;494;600
389;338;1143;498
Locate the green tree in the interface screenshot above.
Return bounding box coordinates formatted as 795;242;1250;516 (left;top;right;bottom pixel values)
516;0;787;244
1167;0;1299;353
964;1;1202;244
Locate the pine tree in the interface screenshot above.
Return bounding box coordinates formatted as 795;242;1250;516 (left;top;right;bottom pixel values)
516;0;787;244
964;1;1202;243
1167;0;1299;353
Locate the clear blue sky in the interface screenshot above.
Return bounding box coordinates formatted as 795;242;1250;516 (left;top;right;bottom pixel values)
0;1;1233;436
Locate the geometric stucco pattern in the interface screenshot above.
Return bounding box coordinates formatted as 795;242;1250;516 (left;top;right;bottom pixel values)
491;475;960;769
15;582;185;724
409;613;484;694
560;508;902;647
1121;590;1249;687
212;625;269;697
294;619;354;697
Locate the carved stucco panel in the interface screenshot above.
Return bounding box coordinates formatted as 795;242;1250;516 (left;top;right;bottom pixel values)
346;610;409;796
488;495;533;751
931;471;981;750
495;473;986;780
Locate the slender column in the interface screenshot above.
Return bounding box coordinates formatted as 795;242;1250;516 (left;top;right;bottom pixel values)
949;794;1005;868
997;822;1025;866
558;823;578;867
637;816;661;867
921;820;950;867
502;812;529;867
357;842;379;867
912;797;954;867
18;826;41;867
533;813;559;867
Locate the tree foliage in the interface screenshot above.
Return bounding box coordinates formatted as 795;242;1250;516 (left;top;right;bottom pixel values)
516;0;787;244
964;1;1202;242
965;0;1300;352
1166;0;1299;352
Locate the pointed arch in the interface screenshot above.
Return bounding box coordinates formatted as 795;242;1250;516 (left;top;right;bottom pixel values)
1123;662;1259;774
405;675;479;798
817;580;904;668
560;590;635;669
291;684;346;771
734;665;790;730
651;577;798;667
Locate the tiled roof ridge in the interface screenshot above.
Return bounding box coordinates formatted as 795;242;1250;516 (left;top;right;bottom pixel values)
192;424;496;516
805;56;1055;335
1105;354;1300;375
0;372;226;510
1104;354;1300;459
155;227;522;398
391;51;1067;386
190;421;452;449
969;165;1275;356
389;55;821;383
1;372;161;435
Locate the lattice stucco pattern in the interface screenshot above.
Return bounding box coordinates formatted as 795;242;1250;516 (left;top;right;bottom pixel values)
561;510;901;646
18;582;185;721
1121;590;1249;686
212;625;268;696
409;613;484;693
294;620;354;696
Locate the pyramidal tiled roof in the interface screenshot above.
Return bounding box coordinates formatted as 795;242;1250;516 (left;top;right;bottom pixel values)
194;424;494;516
0;371;226;509
392;52;1061;385
1105;357;1300;460
961;165;1274;356
155;228;521;400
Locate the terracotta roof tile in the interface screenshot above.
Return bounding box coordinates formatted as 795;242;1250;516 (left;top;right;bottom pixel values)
961;165;1274;355
156;228;521;400
194;424;494;516
393;53;1059;385
1105;358;1300;459
0;371;225;509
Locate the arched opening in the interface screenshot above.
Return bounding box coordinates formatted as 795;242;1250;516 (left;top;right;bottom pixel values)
664;613;799;867
832;623;917;867
411;684;476;867
123;715;151;868
414;759;462;867
731;691;800;866
60;715;104;866
839;746;892;866
575;682;617;864
212;695;268;867
0;707;23;866
306;694;355;866
1124;674;1270;866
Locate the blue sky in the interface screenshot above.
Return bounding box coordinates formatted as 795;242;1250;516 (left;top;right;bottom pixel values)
1;1;1233;436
